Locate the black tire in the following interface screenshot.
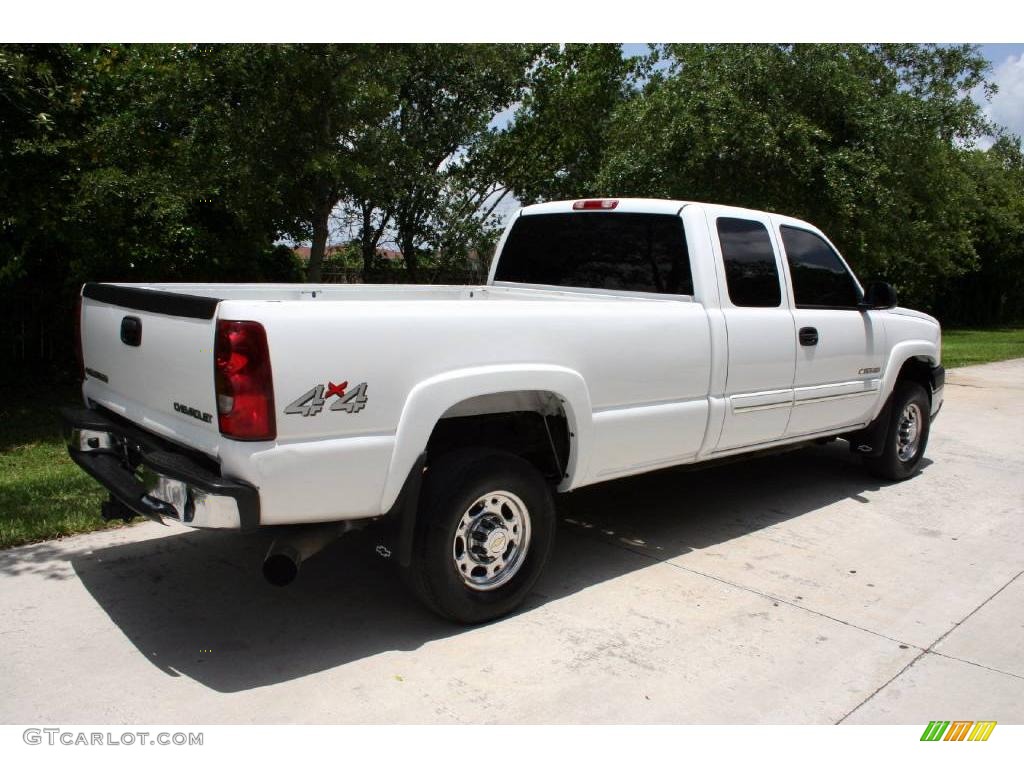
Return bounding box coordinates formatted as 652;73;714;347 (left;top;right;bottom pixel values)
402;448;556;624
864;381;931;481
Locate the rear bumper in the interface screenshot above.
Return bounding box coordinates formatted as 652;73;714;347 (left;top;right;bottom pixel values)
61;406;259;529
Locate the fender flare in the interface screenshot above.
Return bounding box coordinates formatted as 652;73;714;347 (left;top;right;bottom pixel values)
870;340;940;422
378;364;593;513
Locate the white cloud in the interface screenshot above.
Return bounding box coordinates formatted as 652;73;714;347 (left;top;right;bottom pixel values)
977;53;1024;144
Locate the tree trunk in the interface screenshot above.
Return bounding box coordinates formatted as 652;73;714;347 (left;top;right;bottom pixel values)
400;228;418;282
307;214;328;283
307;197;335;283
360;204;376;282
357;202;394;283
307;102;335;284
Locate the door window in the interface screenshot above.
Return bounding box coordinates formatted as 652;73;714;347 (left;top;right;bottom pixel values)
781;226;862;309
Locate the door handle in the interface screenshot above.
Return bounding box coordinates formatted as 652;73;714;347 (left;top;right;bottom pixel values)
799;326;819;346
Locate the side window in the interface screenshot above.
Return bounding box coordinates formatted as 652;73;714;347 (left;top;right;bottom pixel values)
781;226;861;309
716;217;781;307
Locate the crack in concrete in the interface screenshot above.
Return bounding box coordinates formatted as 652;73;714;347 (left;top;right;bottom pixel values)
835;568;1024;723
571;527;1024;723
927;650;1024;682
618;538;919;648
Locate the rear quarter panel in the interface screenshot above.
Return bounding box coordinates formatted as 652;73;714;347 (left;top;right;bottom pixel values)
217;296;712;523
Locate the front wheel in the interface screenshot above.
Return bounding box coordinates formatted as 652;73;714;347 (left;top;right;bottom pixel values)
864;381;931;481
402;448;556;624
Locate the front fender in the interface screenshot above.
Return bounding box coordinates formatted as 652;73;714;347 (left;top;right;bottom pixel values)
378;364;593;512
871;340;940;421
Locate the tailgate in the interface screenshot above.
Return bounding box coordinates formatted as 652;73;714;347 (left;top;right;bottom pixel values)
79;283;222;455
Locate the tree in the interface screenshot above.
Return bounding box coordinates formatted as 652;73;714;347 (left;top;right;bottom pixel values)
939;136;1024;324
4;43;1023;386
0;44;84;379
193;44;398;283
0;44;304;381
595;44;994;306
425;155;513;280
382;44;540;280
1;44;83;284
210;44;540;283
492;44;637;204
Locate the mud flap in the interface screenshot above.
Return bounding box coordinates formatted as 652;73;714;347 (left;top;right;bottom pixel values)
845;396;894;458
377;452;428;567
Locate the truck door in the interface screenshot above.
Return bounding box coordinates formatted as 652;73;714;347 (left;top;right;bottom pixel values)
711;213;797;451
776;222;886;436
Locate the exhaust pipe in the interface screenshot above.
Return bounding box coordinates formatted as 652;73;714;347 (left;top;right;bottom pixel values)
262;522;355;587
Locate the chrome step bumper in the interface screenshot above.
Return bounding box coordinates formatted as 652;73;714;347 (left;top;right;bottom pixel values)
61;406;260;529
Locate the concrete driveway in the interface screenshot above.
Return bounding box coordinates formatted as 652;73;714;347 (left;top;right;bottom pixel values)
2;359;1022;724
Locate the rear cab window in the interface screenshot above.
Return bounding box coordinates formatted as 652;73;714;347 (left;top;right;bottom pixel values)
494;212;694;295
716;217;782;307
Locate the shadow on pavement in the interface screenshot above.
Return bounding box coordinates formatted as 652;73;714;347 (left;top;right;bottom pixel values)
67;440;923;693
0;539;84;581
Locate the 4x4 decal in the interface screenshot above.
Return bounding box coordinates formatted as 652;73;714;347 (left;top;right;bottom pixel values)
285;381;368;417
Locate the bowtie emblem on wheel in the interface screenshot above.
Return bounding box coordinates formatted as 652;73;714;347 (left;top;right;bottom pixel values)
284;380;369;417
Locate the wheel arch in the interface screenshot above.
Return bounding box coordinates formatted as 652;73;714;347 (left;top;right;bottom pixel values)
379;364;592;513
872;341;940;421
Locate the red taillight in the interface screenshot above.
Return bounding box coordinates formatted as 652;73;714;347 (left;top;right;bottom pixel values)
573;199;619;210
74;295;84;382
214;320;276;441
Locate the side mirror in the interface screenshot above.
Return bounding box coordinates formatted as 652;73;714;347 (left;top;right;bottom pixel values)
860;281;897;310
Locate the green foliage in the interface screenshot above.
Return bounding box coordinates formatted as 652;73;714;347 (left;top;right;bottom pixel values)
492;43;1023;321
493;44;638;203
591;45;991;306
935;138;1024;324
366;44;541;279
2;43;1023;388
0;45;323;382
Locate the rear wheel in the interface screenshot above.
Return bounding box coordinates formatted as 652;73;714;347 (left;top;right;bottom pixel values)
864;381;931;481
402;448;556;624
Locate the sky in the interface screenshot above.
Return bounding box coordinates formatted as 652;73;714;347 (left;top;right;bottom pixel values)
975;44;1024;145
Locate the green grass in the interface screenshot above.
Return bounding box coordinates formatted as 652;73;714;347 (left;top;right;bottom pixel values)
0;384;126;549
942;327;1024;368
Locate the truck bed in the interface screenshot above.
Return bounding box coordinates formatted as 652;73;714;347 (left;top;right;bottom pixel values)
88;281;693;304
79;280;711;524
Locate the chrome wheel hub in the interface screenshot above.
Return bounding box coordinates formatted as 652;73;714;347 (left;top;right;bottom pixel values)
452;491;531;591
896;402;923;462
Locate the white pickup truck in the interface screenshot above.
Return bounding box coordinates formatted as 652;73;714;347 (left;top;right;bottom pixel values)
64;198;944;623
